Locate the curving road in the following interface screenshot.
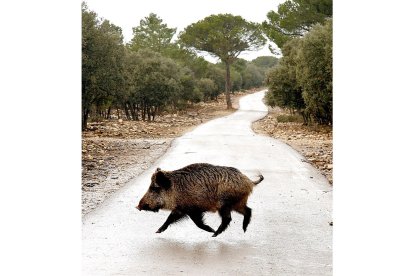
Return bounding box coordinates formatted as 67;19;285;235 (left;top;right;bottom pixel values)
82;90;332;275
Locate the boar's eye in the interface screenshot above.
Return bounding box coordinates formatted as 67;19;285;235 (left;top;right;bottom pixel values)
150;185;161;193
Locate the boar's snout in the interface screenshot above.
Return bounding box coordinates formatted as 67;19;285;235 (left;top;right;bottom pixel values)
137;199;158;212
137;203;150;211
136;200;147;211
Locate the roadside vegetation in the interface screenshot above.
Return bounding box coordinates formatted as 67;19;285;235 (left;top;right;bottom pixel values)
82;3;276;130
263;0;333;126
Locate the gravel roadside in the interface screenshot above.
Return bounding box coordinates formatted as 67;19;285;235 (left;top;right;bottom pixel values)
82;138;172;215
252;107;333;184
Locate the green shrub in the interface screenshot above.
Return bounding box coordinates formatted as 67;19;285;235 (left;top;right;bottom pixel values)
276;113;303;123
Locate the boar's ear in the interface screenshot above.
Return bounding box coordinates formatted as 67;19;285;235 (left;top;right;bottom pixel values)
155;171;171;189
156;167;161;172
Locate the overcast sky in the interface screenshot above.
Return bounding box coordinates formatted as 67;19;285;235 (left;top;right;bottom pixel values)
84;0;285;62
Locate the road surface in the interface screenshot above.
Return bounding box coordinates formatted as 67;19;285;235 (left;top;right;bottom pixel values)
82;90;332;275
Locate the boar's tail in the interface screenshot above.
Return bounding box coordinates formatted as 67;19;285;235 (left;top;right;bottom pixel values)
252;174;264;185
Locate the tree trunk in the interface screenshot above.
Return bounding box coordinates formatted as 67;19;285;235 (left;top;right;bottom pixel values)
82;108;89;131
147;106;151;121
124;104;131;120
141;102;146;121
130;103;138;121
300;110;311;126
134;103;140;121
106;106;111;119
152;106;158;121
225;62;232;109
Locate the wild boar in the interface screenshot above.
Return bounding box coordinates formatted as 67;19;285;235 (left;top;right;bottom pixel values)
136;163;263;237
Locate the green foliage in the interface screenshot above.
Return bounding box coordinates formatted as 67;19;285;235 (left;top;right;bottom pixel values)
176;67;200;105
230;68;243;92
179;14;266;108
265;38;305;117
128;13;176;54
127;49;185;119
251;56;279;69
262;0;332;49
297;19;332;124
265;19;332;125
82;6;270;128
196;78;219;101
215;58;266;91
242;64;265;89
204;64;226;93
276;113;303;123
165;45;211;79
231;58;248;74
179;14;266;63
82;2;126;129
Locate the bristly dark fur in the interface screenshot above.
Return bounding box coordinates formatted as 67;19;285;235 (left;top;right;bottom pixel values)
137;163;263;237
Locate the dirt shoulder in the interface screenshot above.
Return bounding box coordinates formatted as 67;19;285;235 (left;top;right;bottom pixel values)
82;91;252;216
252;107;333;184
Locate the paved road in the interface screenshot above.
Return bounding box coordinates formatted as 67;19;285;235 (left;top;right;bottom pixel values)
82;90;332;275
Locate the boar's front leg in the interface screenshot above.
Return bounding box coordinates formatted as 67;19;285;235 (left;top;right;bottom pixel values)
156;210;186;233
188;210;215;233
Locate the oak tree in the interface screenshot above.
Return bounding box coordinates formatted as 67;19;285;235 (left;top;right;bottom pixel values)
82;2;125;130
296;19;332;124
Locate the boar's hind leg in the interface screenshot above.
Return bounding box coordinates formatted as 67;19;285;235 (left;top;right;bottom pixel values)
237;206;252;232
212;206;232;237
234;197;252;232
156;210;186;233
188;211;215;233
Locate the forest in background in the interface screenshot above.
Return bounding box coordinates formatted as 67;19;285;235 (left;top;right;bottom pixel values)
82;0;332;130
82;2;277;130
